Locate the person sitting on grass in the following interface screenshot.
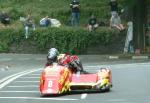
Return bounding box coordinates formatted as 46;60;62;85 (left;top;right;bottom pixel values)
40;16;51;27
87;14;99;32
0;11;11;27
110;13;125;31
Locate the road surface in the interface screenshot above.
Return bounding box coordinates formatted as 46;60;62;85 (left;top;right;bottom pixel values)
0;54;150;103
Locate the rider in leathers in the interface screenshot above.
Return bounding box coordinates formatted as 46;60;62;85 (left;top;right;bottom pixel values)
45;48;84;73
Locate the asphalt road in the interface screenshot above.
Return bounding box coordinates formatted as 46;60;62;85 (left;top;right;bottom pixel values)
0;54;150;103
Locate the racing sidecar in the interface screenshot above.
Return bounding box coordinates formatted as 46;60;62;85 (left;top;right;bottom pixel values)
39;63;112;95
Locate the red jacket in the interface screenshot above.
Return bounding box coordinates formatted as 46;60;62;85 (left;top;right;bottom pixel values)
58;54;79;66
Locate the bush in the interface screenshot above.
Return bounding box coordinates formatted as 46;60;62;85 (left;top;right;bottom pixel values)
0;27;120;54
30;27;91;54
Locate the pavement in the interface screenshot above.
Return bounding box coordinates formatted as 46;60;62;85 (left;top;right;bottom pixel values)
80;54;150;61
0;53;149;75
0;53;150;62
107;54;150;59
0;53;149;71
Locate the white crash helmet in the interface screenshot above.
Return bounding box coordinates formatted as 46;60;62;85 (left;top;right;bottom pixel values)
48;48;59;59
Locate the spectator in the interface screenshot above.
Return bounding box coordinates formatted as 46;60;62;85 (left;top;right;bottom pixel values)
0;11;10;26
109;0;118;18
70;0;80;26
124;21;134;53
24;14;36;39
98;20;106;26
87;14;99;32
110;13;124;31
50;18;61;27
40;16;51;27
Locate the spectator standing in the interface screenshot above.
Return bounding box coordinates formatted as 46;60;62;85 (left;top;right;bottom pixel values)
70;0;80;26
87;14;99;32
109;0;118;18
40;16;51;27
24;14;36;39
124;21;134;53
0;11;10;26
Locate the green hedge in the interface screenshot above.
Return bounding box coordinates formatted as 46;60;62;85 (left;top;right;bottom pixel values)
0;27;120;54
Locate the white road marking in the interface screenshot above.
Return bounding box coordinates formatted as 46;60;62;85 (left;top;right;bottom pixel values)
0;91;39;93
83;62;150;72
84;62;150;69
109;56;119;59
14;81;39;83
0;75;17;84
35;58;45;60
0;58;12;61
27;74;41;76
7;85;38;88
0;69;41;89
0;97;78;100
19;77;40;79
132;56;148;59
17;58;31;60
81;93;87;99
0;70;37;84
107;99;127;102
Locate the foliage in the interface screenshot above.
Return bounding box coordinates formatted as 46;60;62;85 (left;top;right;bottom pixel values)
0;0;126;26
0;0;126;54
0;27;120;54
